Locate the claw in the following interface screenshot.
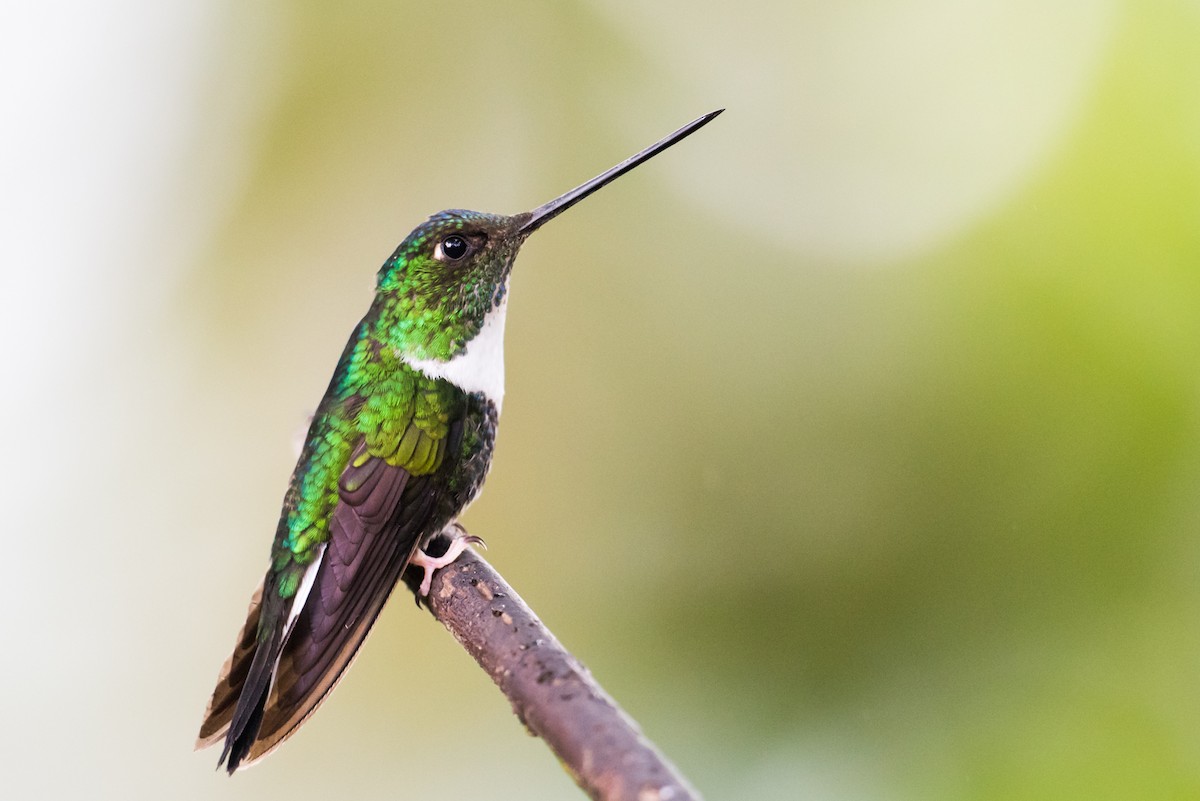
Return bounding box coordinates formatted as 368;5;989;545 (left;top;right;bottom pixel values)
410;529;484;596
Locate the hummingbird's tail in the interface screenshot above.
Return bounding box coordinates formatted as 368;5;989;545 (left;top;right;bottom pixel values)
194;582;287;773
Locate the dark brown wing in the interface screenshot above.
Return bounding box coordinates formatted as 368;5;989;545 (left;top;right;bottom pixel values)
240;444;445;765
195;445;442;766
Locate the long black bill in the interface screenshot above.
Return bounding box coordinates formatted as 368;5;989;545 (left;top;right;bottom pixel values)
519;109;724;235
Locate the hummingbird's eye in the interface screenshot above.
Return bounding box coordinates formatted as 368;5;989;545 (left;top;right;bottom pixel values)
439;234;469;261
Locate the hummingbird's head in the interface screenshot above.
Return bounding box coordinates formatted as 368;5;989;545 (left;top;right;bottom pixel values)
374;209;530;362
371;109;724;366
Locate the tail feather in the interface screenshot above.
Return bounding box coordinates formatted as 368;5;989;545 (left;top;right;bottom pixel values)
196;584;263;749
219;615;285;773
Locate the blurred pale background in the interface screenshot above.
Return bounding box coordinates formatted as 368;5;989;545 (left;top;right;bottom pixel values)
3;1;1199;799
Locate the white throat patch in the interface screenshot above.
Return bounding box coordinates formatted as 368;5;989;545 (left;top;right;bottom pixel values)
405;299;508;410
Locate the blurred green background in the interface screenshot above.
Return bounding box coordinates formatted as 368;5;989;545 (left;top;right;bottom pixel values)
4;1;1199;798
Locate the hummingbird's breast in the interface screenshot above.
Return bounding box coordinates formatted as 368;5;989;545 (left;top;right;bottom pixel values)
440;390;501;520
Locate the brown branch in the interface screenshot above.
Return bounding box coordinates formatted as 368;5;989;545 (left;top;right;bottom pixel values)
402;527;702;801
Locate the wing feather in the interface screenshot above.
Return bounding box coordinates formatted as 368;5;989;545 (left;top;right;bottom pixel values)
239;444;447;764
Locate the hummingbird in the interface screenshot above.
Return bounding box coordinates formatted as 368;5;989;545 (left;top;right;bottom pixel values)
195;109;722;773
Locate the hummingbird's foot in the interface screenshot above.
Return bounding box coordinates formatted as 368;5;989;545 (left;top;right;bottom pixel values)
411;529;486;596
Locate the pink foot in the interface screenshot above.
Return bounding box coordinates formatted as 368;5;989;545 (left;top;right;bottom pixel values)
411;529;486;596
